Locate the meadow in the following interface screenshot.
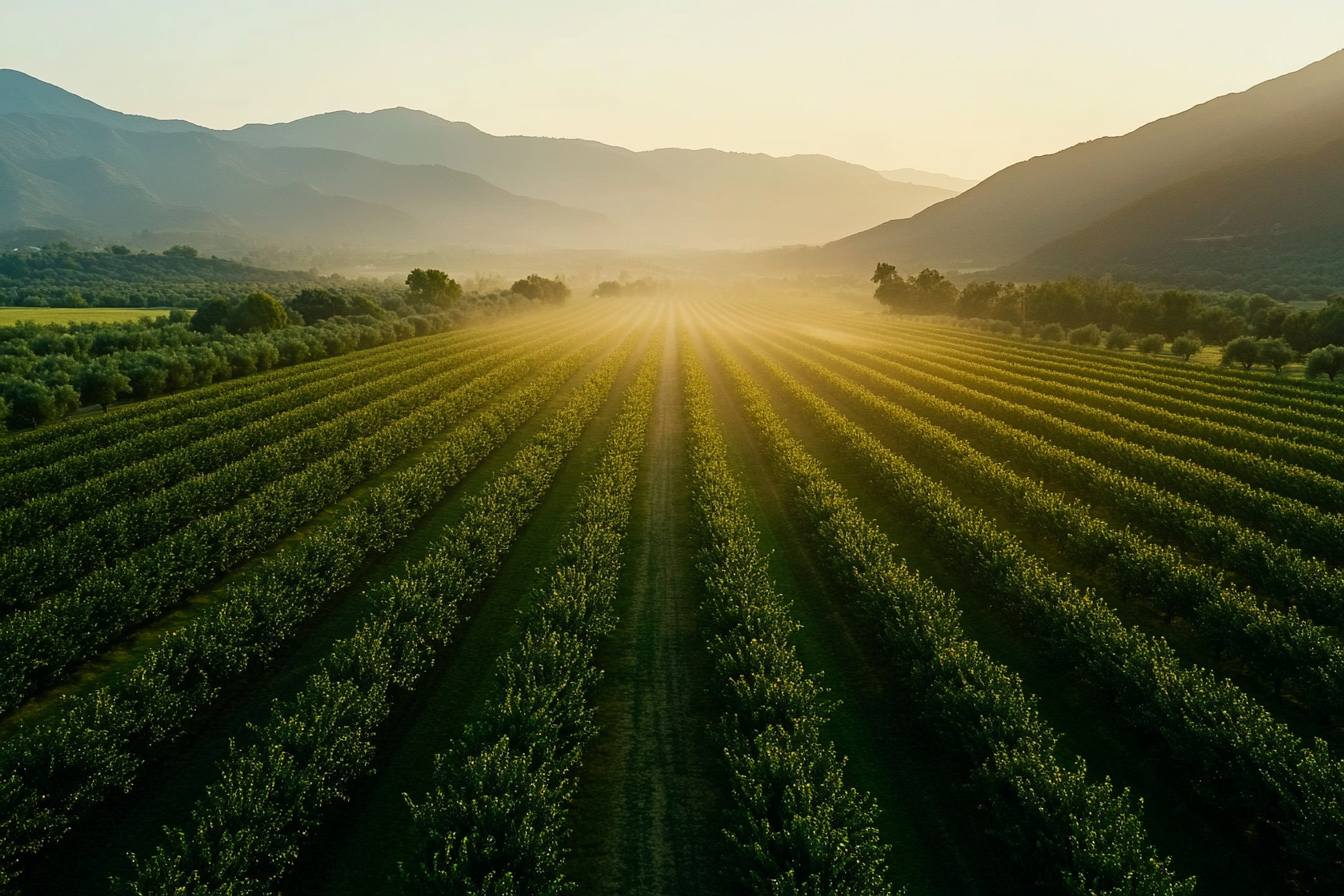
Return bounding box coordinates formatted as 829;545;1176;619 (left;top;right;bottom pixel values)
0;293;1341;895
0;307;171;326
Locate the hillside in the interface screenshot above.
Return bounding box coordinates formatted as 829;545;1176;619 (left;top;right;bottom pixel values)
822;48;1344;271
0;111;615;248
997;137;1344;297
226;108;955;248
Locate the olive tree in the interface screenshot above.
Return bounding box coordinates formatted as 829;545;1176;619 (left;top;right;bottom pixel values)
1170;334;1203;361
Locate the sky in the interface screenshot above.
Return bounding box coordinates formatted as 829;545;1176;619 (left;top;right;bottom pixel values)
2;1;1343;179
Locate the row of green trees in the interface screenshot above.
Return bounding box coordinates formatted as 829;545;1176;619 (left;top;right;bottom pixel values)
727;342;1344;884
0;339;552;716
712;343;1192;895
773;341;1344;716
873;263;1344;358
127;336;634;894
683;348;892;895
0;331;599;890
404;345;658;893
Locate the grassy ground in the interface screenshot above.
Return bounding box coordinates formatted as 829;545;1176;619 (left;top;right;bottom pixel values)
564;324;731;896
0;306;170;325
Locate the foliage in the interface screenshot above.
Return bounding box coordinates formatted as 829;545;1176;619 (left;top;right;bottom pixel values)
0;328;611;890
406;268;463;308
129;337;637;895
683;347;893;896
510;274;571;306
1104;328;1133;350
1067;324;1100;346
1304;345;1344;381
1221;336;1262;370
712;343;1193;895
871;264;957;314
1170;334;1202;360
1135;333;1165;354
404;345;658;895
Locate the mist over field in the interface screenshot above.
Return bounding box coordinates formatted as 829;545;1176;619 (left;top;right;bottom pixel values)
3;5;1344;895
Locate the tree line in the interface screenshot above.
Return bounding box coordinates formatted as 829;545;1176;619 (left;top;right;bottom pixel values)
0;267;564;430
874;264;1344;377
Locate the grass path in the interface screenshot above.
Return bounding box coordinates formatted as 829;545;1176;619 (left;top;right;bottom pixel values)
565;322;731;896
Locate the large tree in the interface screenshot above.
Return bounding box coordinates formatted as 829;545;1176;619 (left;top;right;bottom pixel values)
407;268;463;308
232;292;289;334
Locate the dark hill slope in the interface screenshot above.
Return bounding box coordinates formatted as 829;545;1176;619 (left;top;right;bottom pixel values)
822;48;1344;271
998;137;1344;297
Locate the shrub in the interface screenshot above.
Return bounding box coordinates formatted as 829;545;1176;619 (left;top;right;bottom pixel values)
1068;324;1101;346
1105;328;1133;350
1040;323;1065;342
1136;334;1166;354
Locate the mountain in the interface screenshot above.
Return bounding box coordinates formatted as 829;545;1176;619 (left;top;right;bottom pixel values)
879;169;978;192
997;137;1344;297
0;69;208;134
0;110;614;248
823;48;1344;271
226;108;955;248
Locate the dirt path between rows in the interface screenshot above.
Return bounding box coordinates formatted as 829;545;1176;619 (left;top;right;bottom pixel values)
565;321;729;895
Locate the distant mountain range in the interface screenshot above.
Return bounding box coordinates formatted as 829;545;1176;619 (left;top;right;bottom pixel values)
0;69;958;251
878;169;979;192
823;48;1344;289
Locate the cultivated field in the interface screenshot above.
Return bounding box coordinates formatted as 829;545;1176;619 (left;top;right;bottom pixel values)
1;294;1342;895
0;307;172;326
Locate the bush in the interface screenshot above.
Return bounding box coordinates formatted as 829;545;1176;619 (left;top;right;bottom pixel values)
1068;324;1101;346
1040;323;1065;342
1105;328;1134;350
1136;334;1166;354
1170;334;1203;361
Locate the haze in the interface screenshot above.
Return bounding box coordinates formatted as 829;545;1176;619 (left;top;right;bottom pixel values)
3;0;1343;179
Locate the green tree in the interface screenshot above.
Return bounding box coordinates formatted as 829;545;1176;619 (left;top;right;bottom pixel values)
510;274;570;305
190;297;234;334
406;268;463;307
75;358;131;411
871;262;897;285
593;280;623;298
232;292;289;334
1105;328;1133;350
1304;345;1344;382
0;375;57;428
1136;333;1166;354
288;288;349;323
163;245;199;258
1068;324;1101;346
1257;337;1295;374
106;244;131;255
1040;323;1065;342
1221;336;1261;370
1170;334;1203;361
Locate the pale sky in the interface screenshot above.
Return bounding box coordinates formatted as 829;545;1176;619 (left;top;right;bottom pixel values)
3;1;1342;179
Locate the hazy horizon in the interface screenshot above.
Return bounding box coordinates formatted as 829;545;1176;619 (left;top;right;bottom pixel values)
3;1;1343;180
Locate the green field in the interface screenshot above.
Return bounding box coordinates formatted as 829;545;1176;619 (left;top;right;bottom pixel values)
0;306;171;326
0;295;1341;895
